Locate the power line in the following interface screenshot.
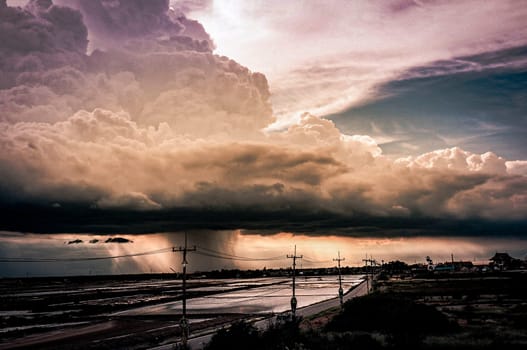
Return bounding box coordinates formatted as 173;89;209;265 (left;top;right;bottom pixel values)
0;247;174;263
302;256;333;264
0;243;335;266
195;246;285;262
0;245;289;264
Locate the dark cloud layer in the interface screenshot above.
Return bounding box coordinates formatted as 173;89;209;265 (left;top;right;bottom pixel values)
1;198;526;238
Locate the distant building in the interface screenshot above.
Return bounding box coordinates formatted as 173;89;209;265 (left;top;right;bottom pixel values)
489;252;522;270
422;256;474;273
433;263;455;272
453;261;474;272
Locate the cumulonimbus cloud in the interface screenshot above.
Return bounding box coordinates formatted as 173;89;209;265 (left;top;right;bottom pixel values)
0;0;526;236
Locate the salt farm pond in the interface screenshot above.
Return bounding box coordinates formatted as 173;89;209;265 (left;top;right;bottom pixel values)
113;275;364;316
0;273;365;348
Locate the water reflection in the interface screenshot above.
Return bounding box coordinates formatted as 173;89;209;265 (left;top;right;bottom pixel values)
115;275;363;316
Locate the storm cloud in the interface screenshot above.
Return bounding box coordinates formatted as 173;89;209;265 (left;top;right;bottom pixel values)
0;0;526;239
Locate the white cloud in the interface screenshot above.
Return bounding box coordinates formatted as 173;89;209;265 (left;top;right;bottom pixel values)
506;160;527;176
186;0;527;124
397;147;507;174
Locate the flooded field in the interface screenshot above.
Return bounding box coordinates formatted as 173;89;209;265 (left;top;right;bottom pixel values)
0;274;363;349
114;275;363;315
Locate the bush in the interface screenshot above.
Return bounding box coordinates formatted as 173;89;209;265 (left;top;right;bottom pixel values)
205;320;260;350
205;318;303;350
303;331;383;350
326;294;457;347
259;317;302;349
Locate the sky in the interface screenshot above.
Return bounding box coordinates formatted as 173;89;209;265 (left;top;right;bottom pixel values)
0;0;526;276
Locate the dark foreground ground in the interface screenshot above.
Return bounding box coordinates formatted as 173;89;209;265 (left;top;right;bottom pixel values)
206;271;527;350
1;272;527;349
372;272;527;349
325;271;527;349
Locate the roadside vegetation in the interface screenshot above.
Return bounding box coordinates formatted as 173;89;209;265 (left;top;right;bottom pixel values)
206;273;527;350
205;294;455;350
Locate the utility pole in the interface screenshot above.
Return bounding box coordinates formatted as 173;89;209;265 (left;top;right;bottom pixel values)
287;245;302;319
173;232;196;348
362;255;375;294
362;254;369;293
333;251;345;307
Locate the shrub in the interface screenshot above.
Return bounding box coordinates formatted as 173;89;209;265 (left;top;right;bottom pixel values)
205;320;260;350
326;294;457;347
